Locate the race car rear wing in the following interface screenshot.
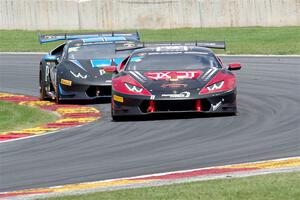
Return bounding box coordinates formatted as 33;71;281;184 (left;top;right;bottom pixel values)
141;41;226;49
116;41;226;51
39;31;140;44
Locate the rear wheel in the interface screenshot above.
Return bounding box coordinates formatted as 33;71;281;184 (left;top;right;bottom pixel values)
39;80;47;100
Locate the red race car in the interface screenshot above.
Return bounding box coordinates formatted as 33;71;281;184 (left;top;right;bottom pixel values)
107;42;242;120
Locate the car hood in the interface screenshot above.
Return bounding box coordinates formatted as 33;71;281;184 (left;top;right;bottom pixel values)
65;58;124;80
125;67;220;94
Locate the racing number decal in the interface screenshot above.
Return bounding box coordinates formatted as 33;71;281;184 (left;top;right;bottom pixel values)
145;71;202;80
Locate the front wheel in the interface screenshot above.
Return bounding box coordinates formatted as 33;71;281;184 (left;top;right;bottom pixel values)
111;101;123;121
55;78;62;104
111;115;123;121
39;69;47;100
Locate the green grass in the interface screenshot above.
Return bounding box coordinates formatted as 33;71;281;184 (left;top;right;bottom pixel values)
0;27;300;54
0;101;57;133
42;172;300;200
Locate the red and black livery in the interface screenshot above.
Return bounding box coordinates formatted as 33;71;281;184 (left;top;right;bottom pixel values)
108;42;242;120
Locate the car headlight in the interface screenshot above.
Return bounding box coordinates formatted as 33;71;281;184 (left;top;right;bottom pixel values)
206;81;224;91
70;70;87;79
125;83;143;93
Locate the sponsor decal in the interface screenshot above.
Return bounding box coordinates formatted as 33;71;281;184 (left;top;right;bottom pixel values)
60;79;72;86
161;91;190;98
68;47;80;53
70;71;87;79
161;83;187;88
113;95;124;103
124;43;136;47
146;72;168;80
125;83;143;93
91;60;112;68
103;36;126;41
184;51;208;55
211;99;224;111
82;37;126;43
207;81;224;91
73;43;82;47
150;95;155;100
99;69;106;75
156;46;188;51
148;52;181;55
45;35;55;39
145;71;202;81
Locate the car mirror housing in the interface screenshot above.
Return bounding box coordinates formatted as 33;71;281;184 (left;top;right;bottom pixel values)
228;63;242;70
44;55;58;62
104;66;118;73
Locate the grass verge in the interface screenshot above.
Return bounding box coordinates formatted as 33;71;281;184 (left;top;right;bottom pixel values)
42;171;300;200
0;27;300;54
0;101;57;133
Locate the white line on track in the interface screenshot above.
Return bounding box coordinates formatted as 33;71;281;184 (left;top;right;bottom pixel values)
2;156;300;200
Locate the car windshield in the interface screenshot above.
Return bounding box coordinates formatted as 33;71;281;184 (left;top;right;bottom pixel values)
126;52;222;71
67;43;132;60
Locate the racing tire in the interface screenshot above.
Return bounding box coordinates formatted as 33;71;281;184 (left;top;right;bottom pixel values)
231;111;238;116
111;115;123;121
39;68;47;100
111;101;123;121
230;106;238;116
55;78;62;104
224;109;237;116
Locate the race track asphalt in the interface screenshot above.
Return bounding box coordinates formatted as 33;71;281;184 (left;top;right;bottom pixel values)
0;54;299;192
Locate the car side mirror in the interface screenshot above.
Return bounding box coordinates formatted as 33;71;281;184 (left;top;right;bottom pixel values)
44;55;58;62
104;66;118;73
228;63;242;71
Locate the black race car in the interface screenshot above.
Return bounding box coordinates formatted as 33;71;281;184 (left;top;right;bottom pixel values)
108;42;242;120
39;32;140;103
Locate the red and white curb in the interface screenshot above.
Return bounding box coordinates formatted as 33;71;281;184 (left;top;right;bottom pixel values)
0;156;299;199
0;92;100;142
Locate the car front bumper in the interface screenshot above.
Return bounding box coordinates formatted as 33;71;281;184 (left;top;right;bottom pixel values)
112;89;237;116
